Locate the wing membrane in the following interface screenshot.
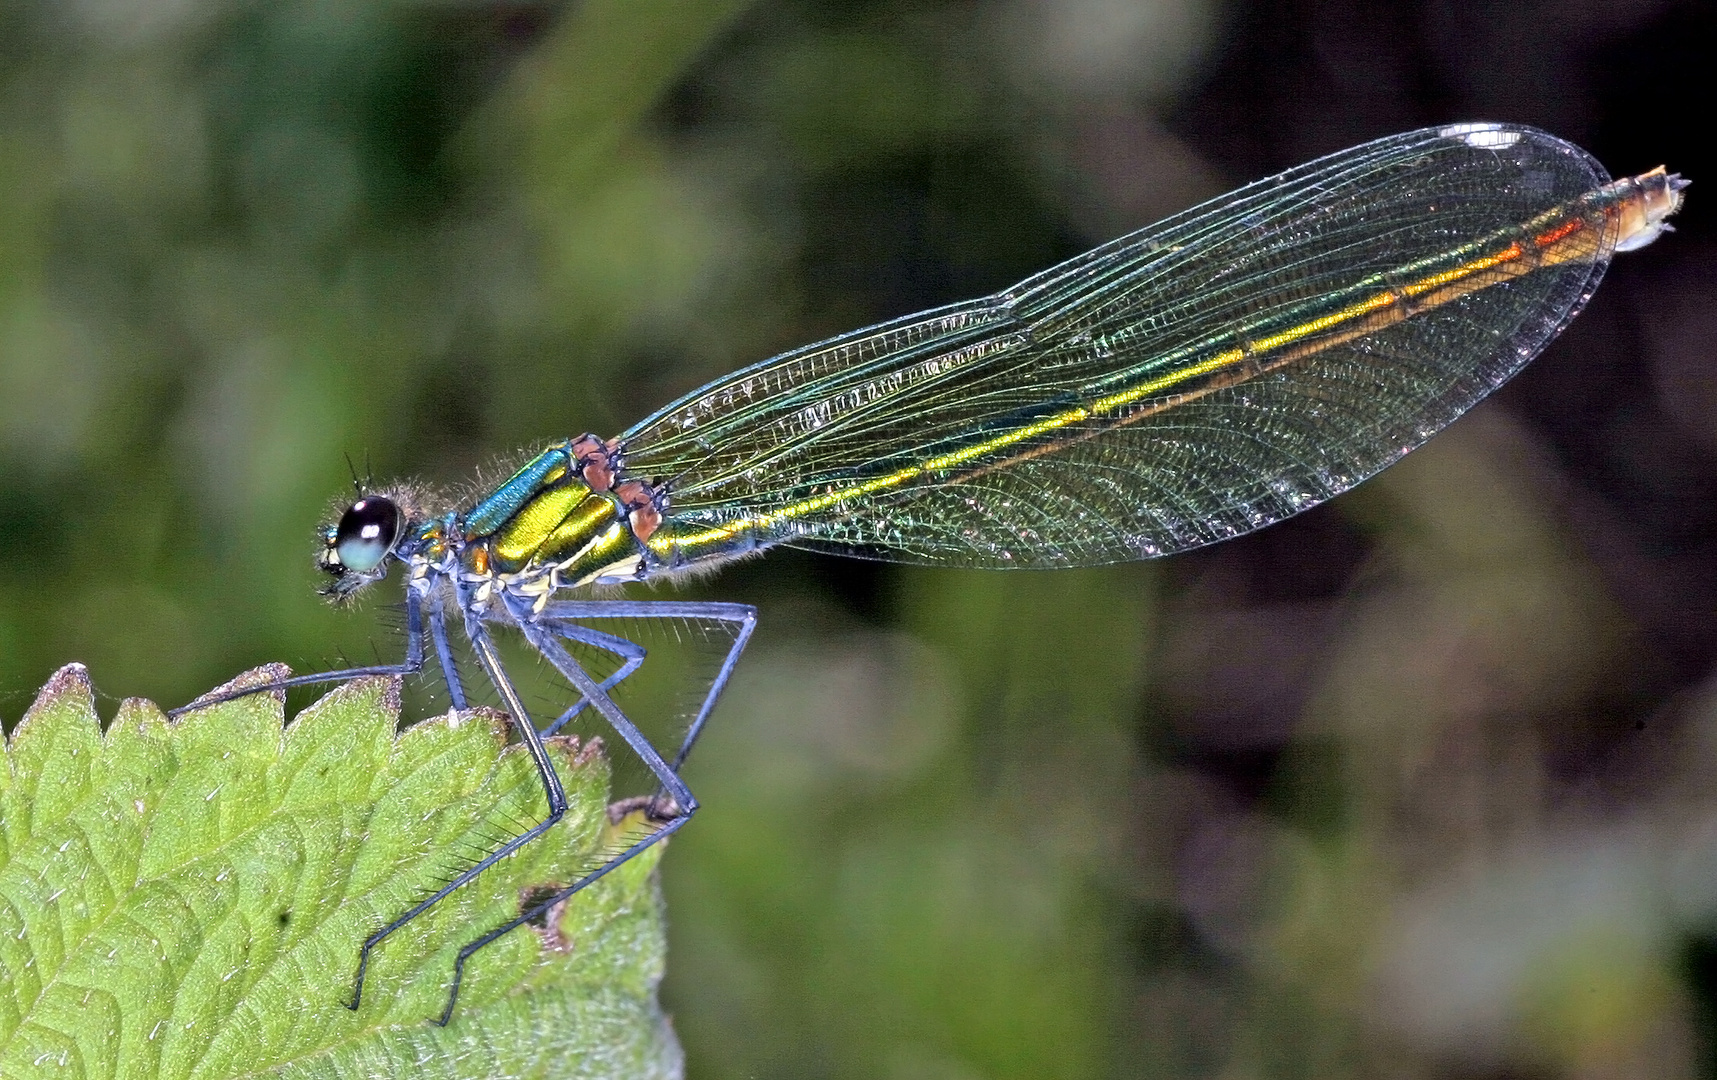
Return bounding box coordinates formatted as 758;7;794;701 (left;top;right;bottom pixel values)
620;124;1612;567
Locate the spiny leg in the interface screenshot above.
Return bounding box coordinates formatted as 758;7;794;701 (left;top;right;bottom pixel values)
433;612;707;1025
168;589;432;718
345;595;570;1012
428;604;468;711
538;620;647;737
435;803;694;1027
535;600;757;770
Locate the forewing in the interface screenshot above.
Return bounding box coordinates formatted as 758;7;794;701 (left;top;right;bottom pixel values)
620;124;1611;566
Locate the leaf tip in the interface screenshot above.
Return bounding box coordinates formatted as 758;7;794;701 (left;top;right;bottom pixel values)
295;673;403;723
460;705;517;748
178;662;294;717
113;696;170;730
19;662;97;726
379;673;403;716
605;794;683;828
547;733;606;770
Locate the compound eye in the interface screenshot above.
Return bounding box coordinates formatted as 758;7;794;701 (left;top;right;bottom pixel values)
332;496;402;573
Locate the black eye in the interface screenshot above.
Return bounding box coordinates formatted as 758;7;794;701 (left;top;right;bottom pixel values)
332;496;402;573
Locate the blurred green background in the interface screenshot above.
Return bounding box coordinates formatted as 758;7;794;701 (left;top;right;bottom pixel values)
3;0;1716;1076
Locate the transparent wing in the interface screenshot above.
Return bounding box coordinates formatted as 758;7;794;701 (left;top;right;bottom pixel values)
621;124;1614;567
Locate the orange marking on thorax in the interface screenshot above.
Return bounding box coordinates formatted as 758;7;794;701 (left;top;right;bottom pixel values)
615;480;663;542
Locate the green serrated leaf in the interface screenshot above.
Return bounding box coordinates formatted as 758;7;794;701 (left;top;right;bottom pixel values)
0;665;682;1080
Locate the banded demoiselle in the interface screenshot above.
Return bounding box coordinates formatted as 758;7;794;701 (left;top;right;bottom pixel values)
175;122;1685;1023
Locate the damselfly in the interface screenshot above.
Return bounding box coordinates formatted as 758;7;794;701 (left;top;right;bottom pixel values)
176;122;1684;1023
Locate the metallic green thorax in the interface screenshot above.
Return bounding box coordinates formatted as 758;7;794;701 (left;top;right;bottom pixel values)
438;439;653;586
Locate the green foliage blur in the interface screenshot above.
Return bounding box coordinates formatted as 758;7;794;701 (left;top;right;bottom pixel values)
3;0;1716;1078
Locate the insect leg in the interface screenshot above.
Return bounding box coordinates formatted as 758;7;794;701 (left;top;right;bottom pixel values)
536;600;757;770
346;596;569;1013
433;617;696;1025
536;620;647;737
427;604;468;711
168;589;430;718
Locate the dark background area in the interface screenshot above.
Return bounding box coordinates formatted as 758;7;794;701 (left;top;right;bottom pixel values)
1;0;1714;1076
